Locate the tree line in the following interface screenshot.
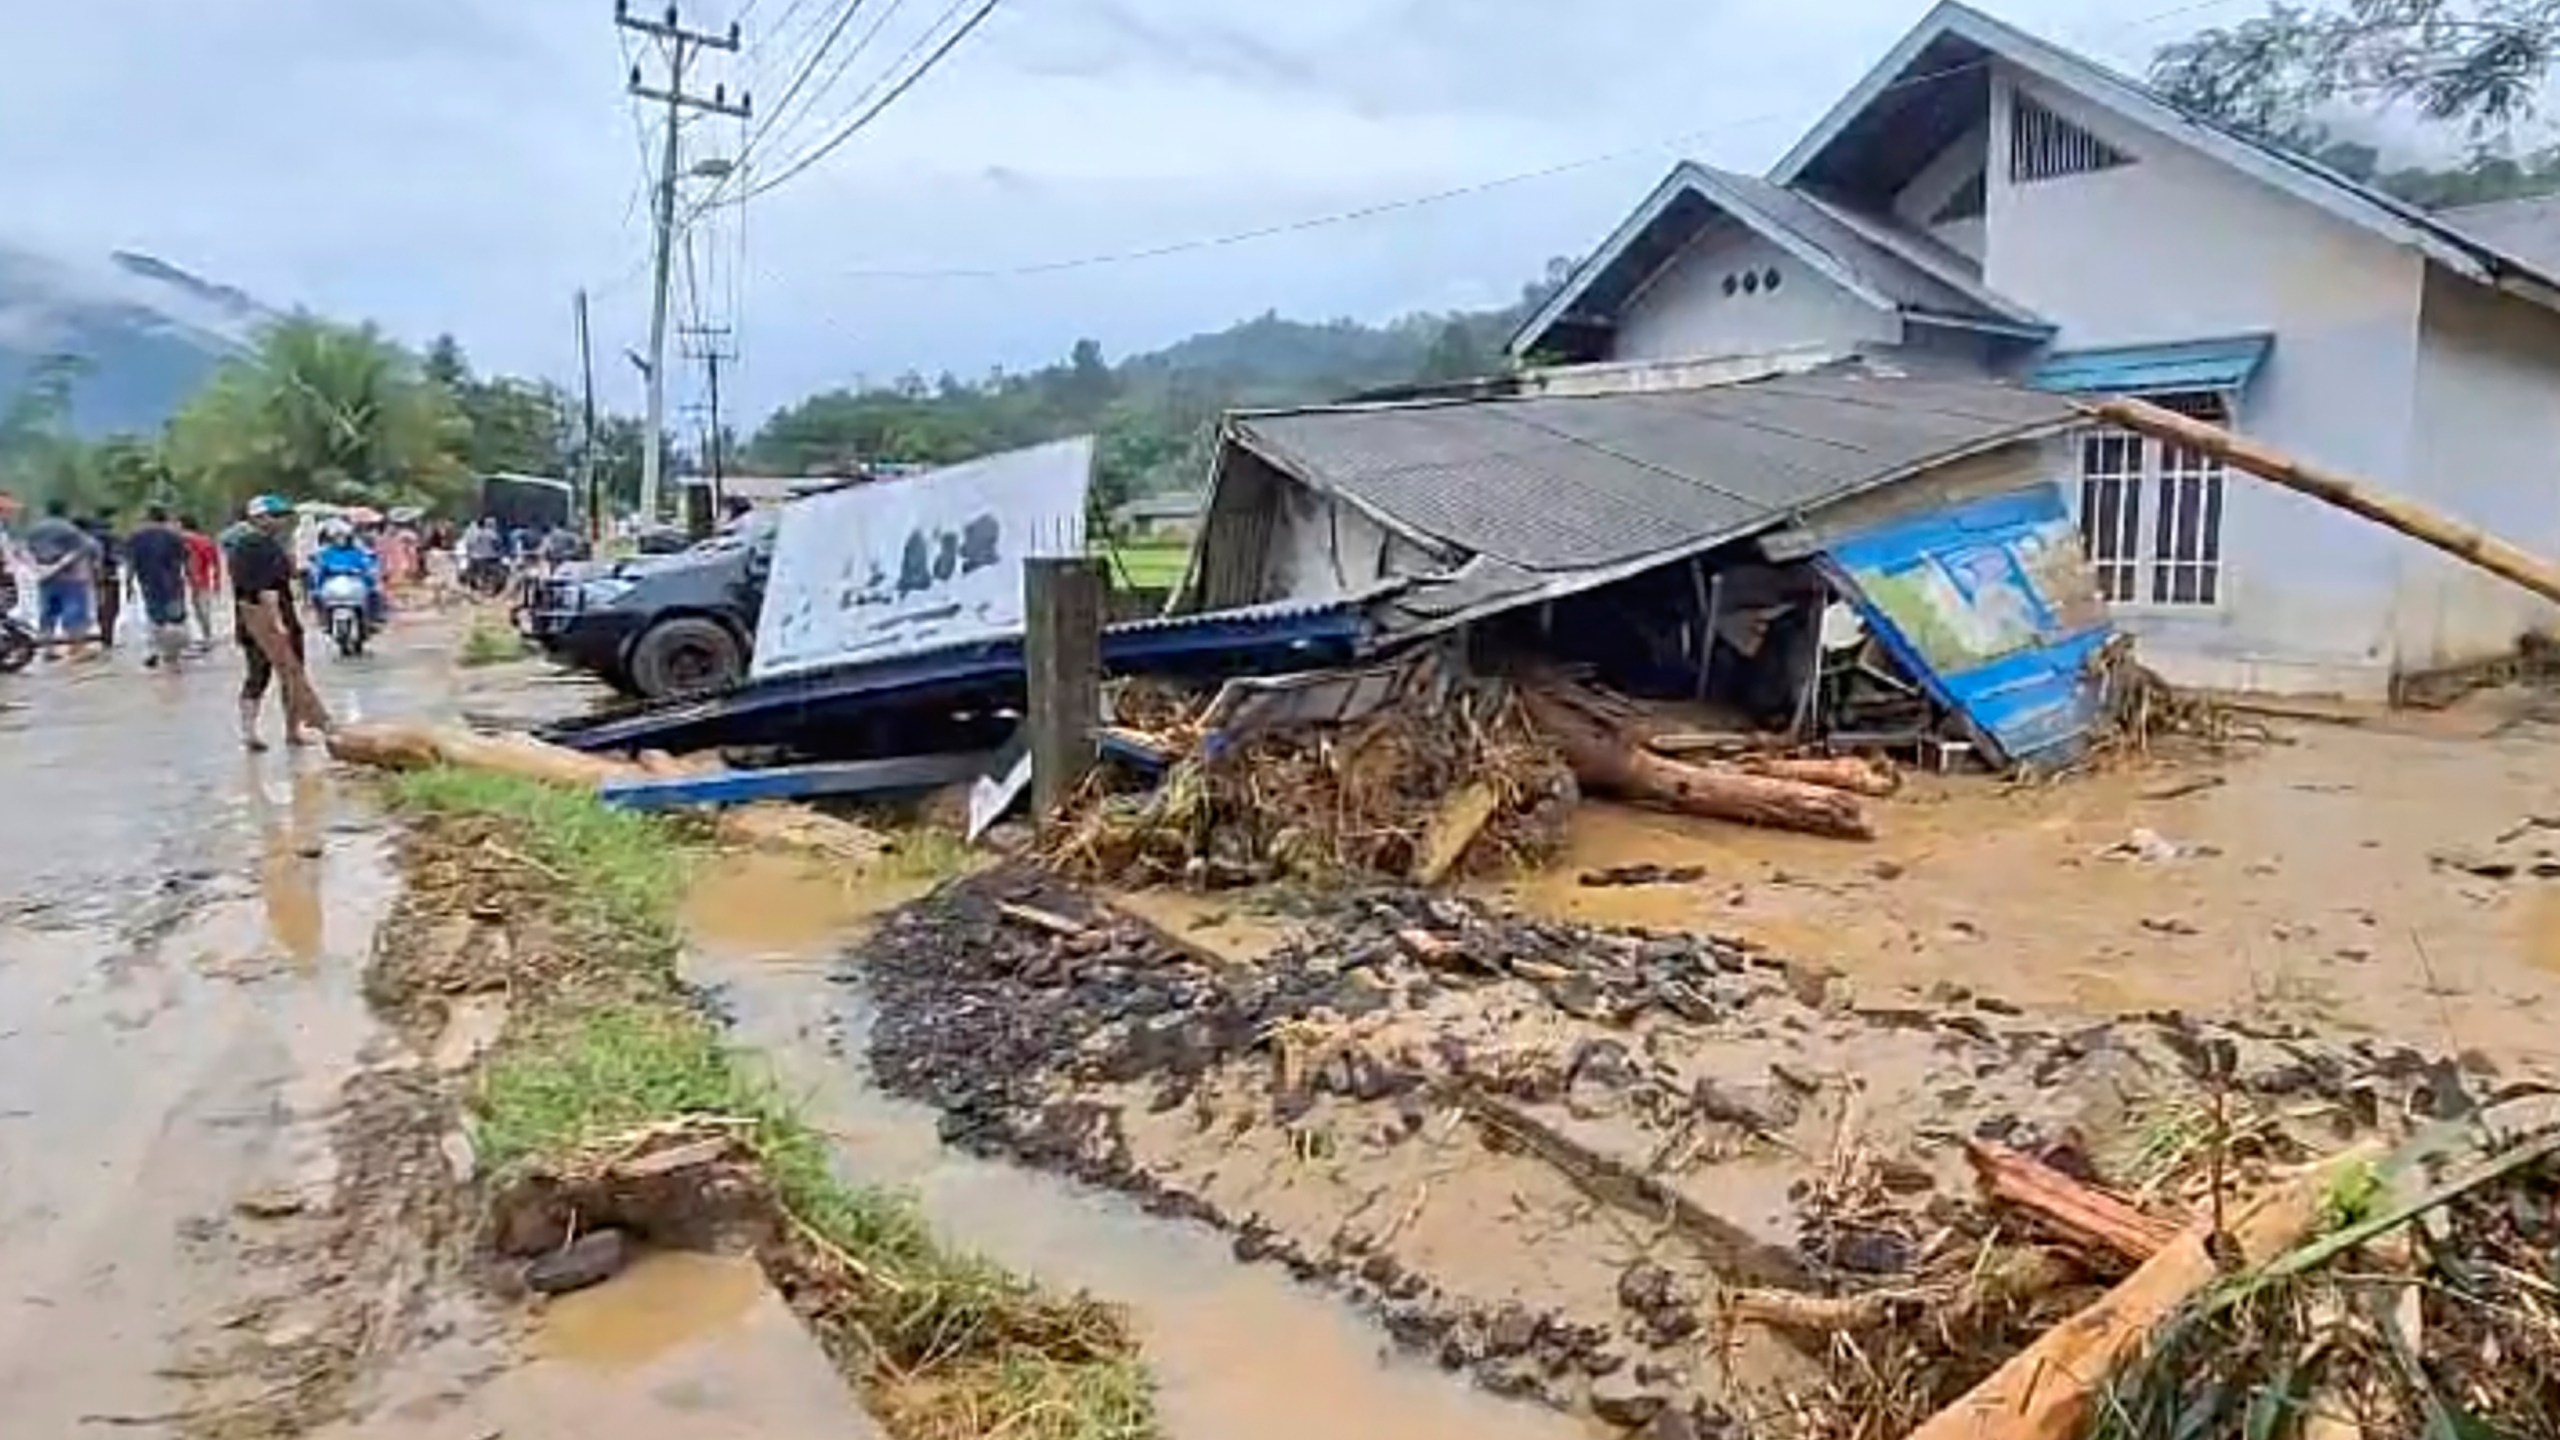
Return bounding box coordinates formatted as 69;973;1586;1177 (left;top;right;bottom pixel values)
7;2;2557;528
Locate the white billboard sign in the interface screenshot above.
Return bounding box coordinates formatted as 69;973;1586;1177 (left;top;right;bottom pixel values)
751;437;1093;679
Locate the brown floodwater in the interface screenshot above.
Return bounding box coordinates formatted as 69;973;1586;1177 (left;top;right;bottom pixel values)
1486;704;2560;1078
683;902;1589;1440
530;1249;767;1369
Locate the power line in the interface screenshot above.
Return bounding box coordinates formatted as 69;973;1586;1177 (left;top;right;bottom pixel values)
741;0;873;163
790;0;2298;282
749;0;914;169
733;0;1005;204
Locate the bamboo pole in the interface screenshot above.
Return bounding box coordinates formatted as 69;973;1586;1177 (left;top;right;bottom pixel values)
2090;397;2560;607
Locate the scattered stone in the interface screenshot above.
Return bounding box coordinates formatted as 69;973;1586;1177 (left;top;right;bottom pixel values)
1483;1302;1540;1358
1588;1370;1669;1427
1690;1075;1801;1135
234;1188;308;1220
1868;859;1906;881
2141;915;2202;937
1635;1408;1700;1440
1617;1262;1676;1314
524;1229;630;1296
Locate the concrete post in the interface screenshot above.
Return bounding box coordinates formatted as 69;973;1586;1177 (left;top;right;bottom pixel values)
1024;557;1106;833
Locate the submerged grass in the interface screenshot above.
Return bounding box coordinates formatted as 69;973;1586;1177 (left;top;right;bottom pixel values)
457;615;533;667
384;767;1156;1440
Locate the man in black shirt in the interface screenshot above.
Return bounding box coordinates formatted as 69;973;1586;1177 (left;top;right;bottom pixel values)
230;494;310;751
80;511;123;650
126;504;190;669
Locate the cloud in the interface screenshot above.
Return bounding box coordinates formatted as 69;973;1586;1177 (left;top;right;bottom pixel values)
0;0;2314;426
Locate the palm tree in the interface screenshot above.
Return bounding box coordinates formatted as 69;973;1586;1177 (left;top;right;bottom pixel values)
165;316;470;517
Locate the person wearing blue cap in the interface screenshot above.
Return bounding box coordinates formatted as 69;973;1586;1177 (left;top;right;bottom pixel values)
230;495;312;750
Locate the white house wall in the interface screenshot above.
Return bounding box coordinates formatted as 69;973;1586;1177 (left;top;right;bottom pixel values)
1988;68;2427;698
2403;268;2560;670
1613;219;1900;363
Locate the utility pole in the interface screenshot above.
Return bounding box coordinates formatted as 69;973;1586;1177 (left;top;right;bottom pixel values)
617;1;746;528
573;289;600;542
679;322;735;513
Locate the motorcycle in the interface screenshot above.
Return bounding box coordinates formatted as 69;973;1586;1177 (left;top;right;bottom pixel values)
0;575;31;673
461;556;510;599
316;572;374;658
0;614;32;674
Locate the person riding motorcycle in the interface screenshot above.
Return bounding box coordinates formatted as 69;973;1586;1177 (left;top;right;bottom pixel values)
307;519;386;629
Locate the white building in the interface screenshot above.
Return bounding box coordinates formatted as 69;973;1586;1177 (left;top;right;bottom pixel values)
1513;2;2560;699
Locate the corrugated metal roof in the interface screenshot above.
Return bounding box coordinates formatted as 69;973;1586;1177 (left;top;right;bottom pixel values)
1232;372;2079;573
2441;194;2560;280
2030;334;2272;396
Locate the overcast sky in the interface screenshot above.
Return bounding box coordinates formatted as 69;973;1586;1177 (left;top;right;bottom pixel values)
0;0;2294;425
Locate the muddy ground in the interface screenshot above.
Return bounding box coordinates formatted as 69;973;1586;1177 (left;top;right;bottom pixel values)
844;694;2560;1432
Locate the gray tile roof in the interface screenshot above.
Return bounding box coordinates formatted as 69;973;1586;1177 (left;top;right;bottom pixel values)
1231;371;2077;573
1710;168;2031;325
2440;194;2560;281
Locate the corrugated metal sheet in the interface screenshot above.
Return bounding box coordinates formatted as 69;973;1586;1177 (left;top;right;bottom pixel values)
1821;484;2113;767
1232;373;2080;574
2030;335;2272;397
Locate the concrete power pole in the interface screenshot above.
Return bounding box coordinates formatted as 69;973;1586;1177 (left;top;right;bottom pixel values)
617;1;745;527
573;289;600;541
679;322;735;514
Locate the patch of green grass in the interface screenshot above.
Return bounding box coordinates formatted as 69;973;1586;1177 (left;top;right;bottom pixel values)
880;825;974;883
458;617;532;667
396;772;1155;1440
1098;540;1191;592
385;768;689;949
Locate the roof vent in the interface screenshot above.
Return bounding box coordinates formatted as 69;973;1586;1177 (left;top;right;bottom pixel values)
2010;94;2129;184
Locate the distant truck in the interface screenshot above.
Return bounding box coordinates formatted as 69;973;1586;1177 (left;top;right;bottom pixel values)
479;472;575;537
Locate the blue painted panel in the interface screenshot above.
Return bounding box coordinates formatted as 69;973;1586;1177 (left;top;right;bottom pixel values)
2030;334;2271;397
1822;485;2114;768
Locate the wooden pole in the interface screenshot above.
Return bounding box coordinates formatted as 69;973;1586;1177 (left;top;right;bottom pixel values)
2090;396;2560;607
1024;556;1106;836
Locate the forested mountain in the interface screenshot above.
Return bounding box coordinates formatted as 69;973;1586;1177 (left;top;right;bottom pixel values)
743;261;1574;508
0;246;264;438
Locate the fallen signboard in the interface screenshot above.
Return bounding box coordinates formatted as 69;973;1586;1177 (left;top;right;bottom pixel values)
752;437;1093;680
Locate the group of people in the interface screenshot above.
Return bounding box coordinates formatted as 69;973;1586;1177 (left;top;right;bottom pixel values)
0;493;408;751
11;499;224;664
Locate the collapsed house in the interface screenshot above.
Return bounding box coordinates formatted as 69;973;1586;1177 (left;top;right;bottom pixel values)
1175;366;2110;769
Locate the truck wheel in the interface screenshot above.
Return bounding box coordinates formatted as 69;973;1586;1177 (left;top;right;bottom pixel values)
628;617;743;697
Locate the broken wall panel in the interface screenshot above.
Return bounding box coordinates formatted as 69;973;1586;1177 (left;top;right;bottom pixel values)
1820;483;2114;767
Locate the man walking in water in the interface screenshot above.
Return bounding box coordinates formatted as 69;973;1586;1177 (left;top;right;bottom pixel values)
23;498;100;658
231;495;313;751
126;505;192;669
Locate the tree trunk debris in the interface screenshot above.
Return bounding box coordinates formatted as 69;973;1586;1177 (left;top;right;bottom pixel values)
1966;1140;2185;1266
1905;1144;2382;1440
328;721;888;860
1522;683;1873;840
2093;397;2560;608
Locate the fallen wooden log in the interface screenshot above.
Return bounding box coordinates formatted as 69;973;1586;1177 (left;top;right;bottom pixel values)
2094;397;2560;608
329;721;889;862
1906;1144;2381;1440
1737;755;1901;798
1967;1139;2184;1266
1524;685;1872;840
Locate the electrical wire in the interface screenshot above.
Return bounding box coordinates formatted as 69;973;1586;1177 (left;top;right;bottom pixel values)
742;0;874;163
731;0;1004;204
746;0;914;169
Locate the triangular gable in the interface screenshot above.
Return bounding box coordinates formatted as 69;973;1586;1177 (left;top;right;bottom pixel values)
1510;162;2046;358
1510;163;1900;359
1773;1;2558;303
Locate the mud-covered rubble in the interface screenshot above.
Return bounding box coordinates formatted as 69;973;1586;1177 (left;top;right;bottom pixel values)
854;870;2490;1429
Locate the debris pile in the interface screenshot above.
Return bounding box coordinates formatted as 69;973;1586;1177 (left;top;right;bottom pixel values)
1048;665;1578;885
852;869;2492;1430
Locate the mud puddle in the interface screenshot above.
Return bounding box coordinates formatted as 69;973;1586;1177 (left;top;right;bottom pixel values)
0;763;403;1434
1490;711;2560;1078
684;872;1581;1440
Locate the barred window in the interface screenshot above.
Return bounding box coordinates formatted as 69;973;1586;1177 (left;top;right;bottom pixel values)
2012;94;2131;183
2076;392;2227;608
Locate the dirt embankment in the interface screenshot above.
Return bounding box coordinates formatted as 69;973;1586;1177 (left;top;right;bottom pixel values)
856;869;2512;1434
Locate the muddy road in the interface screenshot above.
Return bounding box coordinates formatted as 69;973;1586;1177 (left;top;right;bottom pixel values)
0;625;457;1433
